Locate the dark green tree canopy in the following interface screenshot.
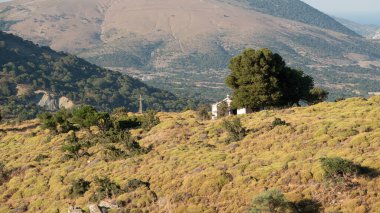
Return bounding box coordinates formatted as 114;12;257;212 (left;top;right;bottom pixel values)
226;48;323;109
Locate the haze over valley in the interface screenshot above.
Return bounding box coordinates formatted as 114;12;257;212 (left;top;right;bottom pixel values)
1;0;380;101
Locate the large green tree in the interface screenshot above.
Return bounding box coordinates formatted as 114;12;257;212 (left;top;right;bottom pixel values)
225;48;322;110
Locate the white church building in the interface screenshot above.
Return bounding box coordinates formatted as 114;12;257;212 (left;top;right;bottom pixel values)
211;95;253;120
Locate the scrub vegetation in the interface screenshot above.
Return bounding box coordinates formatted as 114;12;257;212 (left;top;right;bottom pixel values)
1;96;380;212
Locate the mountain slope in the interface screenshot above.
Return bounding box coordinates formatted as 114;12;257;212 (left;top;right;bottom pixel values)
333;16;380;38
1;0;380;101
223;0;359;36
0;31;187;119
1;97;380;212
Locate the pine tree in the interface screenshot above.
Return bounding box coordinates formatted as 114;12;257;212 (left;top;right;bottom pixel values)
225;48;323;109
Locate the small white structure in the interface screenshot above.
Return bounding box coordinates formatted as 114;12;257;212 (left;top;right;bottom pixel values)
212;95;252;120
368;92;380;96
237;108;253;115
212;95;233;120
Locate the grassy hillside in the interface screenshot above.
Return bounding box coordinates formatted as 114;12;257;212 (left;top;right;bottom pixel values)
1;97;380;212
0;31;190;120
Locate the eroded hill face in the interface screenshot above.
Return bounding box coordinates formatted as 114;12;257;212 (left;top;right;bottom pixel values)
1;97;380;212
1;0;380;101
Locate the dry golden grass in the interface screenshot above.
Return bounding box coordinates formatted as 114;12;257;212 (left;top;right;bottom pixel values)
1;97;380;212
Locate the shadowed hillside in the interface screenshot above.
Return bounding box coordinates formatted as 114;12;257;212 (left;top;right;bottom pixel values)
1;96;380;212
0;31;190;120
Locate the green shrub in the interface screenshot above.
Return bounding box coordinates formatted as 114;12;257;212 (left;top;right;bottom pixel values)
96;112;113;132
217;101;229;118
38;112;56;131
69;178;91;198
141;110;160;131
250;189;290;213
55;109;77;133
112;107;128;116
320;157;359;180
94;129;134;145
271;118;288;128
222;117;246;143
196;105;210;121
114;115;143;130
91;129;152;160
307;87;329;105
71;105;99;129
34;154;49;162
61;132;84;160
127;179;150;191
217;172;233;190
92;177;122;201
38;109;76;133
39;106;114;133
0;162;9;185
293;199;322;213
103;145;127;161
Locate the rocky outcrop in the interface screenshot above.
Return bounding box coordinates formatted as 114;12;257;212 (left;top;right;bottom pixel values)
37;92;59;111
16;84;32;97
99;200;119;209
59;96;75;109
34;90;74;111
68;206;84;213
88;204;102;213
86;200;119;213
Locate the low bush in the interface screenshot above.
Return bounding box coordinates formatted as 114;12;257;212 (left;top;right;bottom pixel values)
103;145;127;161
69;178;91;198
250;189;290;213
96;112;113;133
38;112;58;131
92;177;122;201
271;118;288;128
72;129;151;161
217;172;233;191
222;117;246;143
114;115;143;130
307;87;329;105
0;162;10;185
71;105;99;129
293;199;322;213
320;157;359;180
38;106;114;133
112;107;128;116
127;179;150;191
61;132;85;160
34;154;49;162
141;110;160;131
38;109;76;133
196;105;210;121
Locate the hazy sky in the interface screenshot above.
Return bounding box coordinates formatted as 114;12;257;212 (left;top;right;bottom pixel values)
0;0;378;25
302;0;380;25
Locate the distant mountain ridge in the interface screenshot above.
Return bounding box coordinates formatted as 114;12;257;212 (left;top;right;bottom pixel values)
333;16;380;38
0;0;379;102
223;0;359;36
